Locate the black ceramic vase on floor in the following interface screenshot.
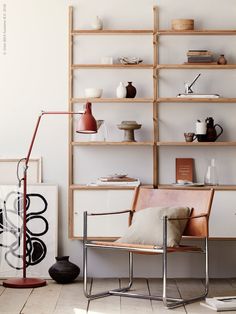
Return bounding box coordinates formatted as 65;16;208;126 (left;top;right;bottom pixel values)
126;82;136;98
48;256;80;284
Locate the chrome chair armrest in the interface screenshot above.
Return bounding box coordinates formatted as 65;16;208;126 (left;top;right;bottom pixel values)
87;209;132;216
167;213;208;221
83;209;131;241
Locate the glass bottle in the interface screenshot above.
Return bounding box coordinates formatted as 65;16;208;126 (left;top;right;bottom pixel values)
204;158;218;185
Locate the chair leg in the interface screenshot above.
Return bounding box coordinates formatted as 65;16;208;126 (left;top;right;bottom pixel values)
128;252;134;289
162;216;168;307
204;237;209;295
163;238;209;309
83;238;209;307
83;248;134;300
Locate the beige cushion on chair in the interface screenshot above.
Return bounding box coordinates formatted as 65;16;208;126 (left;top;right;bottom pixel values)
116;206;191;247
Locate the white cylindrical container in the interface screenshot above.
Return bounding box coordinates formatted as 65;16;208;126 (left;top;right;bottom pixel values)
116;82;127;98
196;121;207;134
101;56;113;64
91;16;103;30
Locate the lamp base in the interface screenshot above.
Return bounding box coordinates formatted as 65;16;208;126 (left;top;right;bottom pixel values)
3;277;47;288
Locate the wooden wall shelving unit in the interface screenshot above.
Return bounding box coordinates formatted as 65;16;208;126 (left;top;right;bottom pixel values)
68;5;236;241
156;14;236;187
68;6;158;238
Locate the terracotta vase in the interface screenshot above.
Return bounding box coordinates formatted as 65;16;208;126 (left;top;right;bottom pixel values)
126;82;136;98
48;256;80;284
217;54;227;65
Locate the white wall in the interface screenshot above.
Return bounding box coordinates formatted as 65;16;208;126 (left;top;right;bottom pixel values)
1;0;236;278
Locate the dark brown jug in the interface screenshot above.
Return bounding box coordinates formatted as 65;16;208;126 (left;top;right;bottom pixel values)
205;117;223;142
126;82;136;98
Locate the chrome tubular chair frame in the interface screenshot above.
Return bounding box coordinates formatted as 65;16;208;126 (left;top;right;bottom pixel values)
83;210;210;309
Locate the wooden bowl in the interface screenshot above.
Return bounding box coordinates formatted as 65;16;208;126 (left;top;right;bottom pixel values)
171;19;194;31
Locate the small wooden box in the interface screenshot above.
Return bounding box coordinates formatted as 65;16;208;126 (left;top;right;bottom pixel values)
171;19;194;31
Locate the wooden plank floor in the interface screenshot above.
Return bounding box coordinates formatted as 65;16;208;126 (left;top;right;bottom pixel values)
0;278;236;313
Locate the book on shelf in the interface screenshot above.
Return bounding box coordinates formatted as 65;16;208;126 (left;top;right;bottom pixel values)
186;50;214;63
200;296;236;311
95;174;141;187
96;179;140;187
99;176;138;182
187;50;213;56
177;93;220;98
176;158;194;183
184;62;217;65
187;59;214;63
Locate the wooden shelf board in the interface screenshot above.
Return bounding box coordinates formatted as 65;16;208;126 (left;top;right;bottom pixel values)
158;30;236;35
158;184;236;191
157;64;236;69
156;97;236;103
72;64;154;69
70;184;153;190
71;98;154;103
72;29;154;35
72;141;154;146
157;141;236;146
71;235;236;240
159;185;236;191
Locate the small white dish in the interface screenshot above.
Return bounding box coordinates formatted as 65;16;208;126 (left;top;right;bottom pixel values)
172;182;204;187
85;88;103;98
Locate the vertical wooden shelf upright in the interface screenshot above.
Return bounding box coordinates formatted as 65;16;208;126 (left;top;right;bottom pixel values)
68;6;158;238
68;6;74;238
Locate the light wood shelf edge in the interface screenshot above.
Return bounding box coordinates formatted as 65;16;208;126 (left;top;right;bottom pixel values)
157;64;236;69
156;97;236;103
72;141;154;146
70;235;236;240
157;141;236;146
72;29;154;35
70;184;153;190
72;97;154;103
72;64;154;69
158;184;236;190
158;29;236;35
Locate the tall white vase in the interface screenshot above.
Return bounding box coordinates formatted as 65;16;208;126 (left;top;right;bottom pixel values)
116;82;127;98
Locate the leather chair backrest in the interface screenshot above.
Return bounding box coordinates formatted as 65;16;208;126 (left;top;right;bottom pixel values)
130;188;214;237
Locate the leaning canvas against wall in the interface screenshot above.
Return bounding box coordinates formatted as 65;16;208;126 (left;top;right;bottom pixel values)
0;184;58;278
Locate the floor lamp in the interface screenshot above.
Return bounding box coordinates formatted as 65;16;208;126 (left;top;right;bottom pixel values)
3;102;97;288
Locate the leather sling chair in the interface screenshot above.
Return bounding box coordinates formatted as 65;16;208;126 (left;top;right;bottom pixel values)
83;187;214;309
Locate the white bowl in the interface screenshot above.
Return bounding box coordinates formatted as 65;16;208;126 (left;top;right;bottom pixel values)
84;88;103;98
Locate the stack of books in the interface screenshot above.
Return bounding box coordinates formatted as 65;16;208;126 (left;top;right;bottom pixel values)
201;296;236;311
186;50;214;63
96;175;140;187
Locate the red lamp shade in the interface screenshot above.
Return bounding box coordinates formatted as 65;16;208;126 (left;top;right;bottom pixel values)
76;102;97;134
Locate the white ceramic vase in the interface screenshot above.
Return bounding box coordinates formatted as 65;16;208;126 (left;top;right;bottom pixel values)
116;82;127;98
91;16;103;30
